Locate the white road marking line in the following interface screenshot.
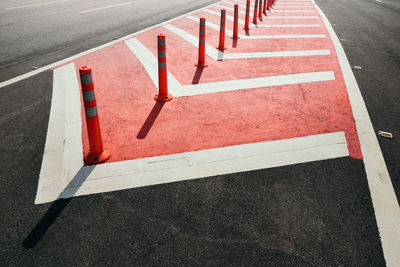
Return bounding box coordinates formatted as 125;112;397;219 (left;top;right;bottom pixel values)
313;0;400;265
171;20;325;42
376;0;382;2
168;20;328;56
79;2;131;13
6;0;70;10
178;71;335;96
36;63;82;203
36;131;349;204
210;6;318;18
217;3;316;13
124;38;181;93
203;9;321;27
125;36;334;97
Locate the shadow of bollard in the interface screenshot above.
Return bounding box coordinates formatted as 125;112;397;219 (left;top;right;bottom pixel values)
23;165;96;249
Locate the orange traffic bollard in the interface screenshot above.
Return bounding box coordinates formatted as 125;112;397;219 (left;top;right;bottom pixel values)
195;18;208;68
244;0;251;30
155;34;173;102
253;0;258;24
231;4;240;39
217;9;227;51
267;0;271;10
259;0;263;18
263;0;267;15
79;66;111;164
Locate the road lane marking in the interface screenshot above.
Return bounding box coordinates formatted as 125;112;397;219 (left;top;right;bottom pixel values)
6;0;70;10
79;2;131;14
166;21;329;60
36;62;82;200
125;36;334;97
203;9;321;27
313;0;400;265
168;21;325;42
36;130;349;204
210;6;318;18
217;3;317;13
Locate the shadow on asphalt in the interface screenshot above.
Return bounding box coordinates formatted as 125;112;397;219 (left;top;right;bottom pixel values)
136;102;165;139
23;166;96;249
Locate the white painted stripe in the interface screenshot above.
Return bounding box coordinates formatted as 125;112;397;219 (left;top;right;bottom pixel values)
215;4;246;14
167;21;329;60
203;9;321;27
255;16;319;18
270;5;315;7
124;38;181;94
210;6;318;18
35;63;82;203
126;33;334;97
217;3;316;13
240;34;325;38
36;132;349;203
313;0;400;265
6;0;70;10
223;50;331;59
184;16;324;39
79;2;131;13
268;10;316;12
177;71;335;97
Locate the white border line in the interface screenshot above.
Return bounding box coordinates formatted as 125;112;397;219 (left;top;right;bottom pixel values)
36;63;83;201
313;0;400;265
79;2;132;14
36;130;349;204
202;8;321;27
124;37;334;97
6;0;70;10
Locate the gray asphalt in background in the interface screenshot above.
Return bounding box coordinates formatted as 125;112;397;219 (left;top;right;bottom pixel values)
0;0;399;265
316;0;400;204
0;0;219;82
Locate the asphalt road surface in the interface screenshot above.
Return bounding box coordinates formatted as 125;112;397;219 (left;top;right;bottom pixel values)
0;0;399;265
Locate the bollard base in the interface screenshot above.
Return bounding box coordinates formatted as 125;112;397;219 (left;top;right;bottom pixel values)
195;63;208;68
154;94;173;102
231;36;241;39
217;46;227;51
84;148;111;165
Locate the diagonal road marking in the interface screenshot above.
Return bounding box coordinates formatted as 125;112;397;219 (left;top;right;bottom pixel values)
166;21;329;60
125;36;335;97
203;9;321;27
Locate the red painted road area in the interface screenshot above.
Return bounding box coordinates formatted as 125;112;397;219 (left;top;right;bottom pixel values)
61;0;362;163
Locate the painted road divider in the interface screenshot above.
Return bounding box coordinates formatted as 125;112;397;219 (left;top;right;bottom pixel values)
195;18;208;68
218;9;227;51
155;34;173;102
79;66;111;164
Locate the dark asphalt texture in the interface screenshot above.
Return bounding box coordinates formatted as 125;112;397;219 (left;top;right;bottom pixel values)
1;0;399;265
316;0;400;205
0;0;219;82
0;72;385;263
